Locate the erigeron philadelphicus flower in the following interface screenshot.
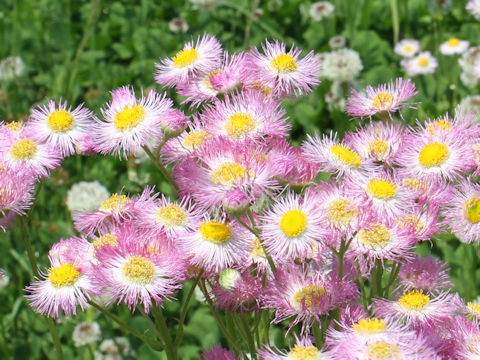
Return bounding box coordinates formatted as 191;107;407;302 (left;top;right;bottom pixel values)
94;86;173;157
0;56;24;81
321;48;363;83
400;176;453;208
260;191;327;262
168;17;188;33
155;34;222;87
459;46;480;88
98;337;135;359
66;181;110;213
259;336;332;360
374;289;457;328
309;1;334;21
0;130;62;178
0;168;35;220
93;227;184;312
459;95;480;122
180;217;251;272
202;345;236;360
49;237;95;266
0;269;9;291
398;255;452;293
160;109;188;139
173;138;277;210
344;121;406;164
201;90;290;142
394;39;420;58
29;100;95;156
346;78;417;118
246;236;271;273
261;264;357;332
72;321;101;347
440;37;470;55
395;203;440;243
328;35;346;49
249;39;321;97
443;180;480;243
401;51;438;76
450;316;480;359
419;110;474;138
467;0;480;20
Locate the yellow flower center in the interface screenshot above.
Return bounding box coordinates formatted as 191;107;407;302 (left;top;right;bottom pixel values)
358;224;391;248
10;139;37;160
403;44;414;54
418;142;450;168
367;179;397;200
371;92;393;110
448;38;460;47
92;233;118;250
402;178;429;192
293;284;326;309
331;144;362;167
326;197;357;227
183;130;209;151
210;162;250;187
398;290;430;311
156;204;187;226
279;209;308;237
47;110;75;132
397;214;424;232
6;121;23;131
270;53;297;73
172;47;199;67
114;105;145;131
48;263;81;288
418;57;429;67
465;198;480;224
122;255;155;285
224;112;256;139
199;221;232;244
427;119;452;135
352;318;387;334
365;341;401;360
250;237;266;258
368;139;389;158
99;194;129;212
288;345;321;360
248;80;272;96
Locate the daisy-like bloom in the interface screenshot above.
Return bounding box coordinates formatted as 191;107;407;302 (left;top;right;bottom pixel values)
467;0;480;20
0;168;35;221
245;236;271;273
72;321;101;347
450;316;480;359
419;110;474;138
395;203;440;243
249;39;321;97
401;51;438;76
180;217;251;272
259;336;332;360
346;78;417;118
29;100;95;156
173;138;277;209
168;17;188;33
398;255;452;293
201;90;290;142
440;37;470;55
394;39;420;58
328;35;346;49
302;131;367;178
321;48;363;83
345;121;406;164
94;86;173;157
0;130;62;178
66;181;110;213
0;56;24;81
443;180;480;243
93;227;184;312
459;46;480;88
374;289;457;328
309;1;334;21
154;34;222;87
202;345;236;360
260;191;327;262
262;264;357;332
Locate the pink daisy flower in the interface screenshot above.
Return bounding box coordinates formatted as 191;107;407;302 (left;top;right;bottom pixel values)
249;39;321;97
201;90;290;142
154;34;222;87
94;86;173;157
346;78;417;118
260;191;327;262
259;336;332;360
397;255;452;293
29;99;95;156
419;110;474;138
467;0;480;20
0;168;35;220
395;204;441;243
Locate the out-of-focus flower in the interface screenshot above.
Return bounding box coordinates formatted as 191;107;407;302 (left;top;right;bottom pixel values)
459;46;480;88
440;38;469;55
0;269;9;290
467;0;480;20
66;181;110;213
189;0;220;11
72;321;101;347
0;56;24;81
401;51;438;76
309;1;334;21
168;17;188;33
321;48;363;83
394;39;420;58
459;95;480;122
96;337;135;360
329;35;346;49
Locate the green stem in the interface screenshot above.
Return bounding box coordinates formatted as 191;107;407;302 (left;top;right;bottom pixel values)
151;305;176;360
312;321;322;347
142;145;179;193
390;0;399;45
238;313;257;359
139;307;164;342
355;261;368;313
46;318;64;360
382;262;402;296
243;0;260;49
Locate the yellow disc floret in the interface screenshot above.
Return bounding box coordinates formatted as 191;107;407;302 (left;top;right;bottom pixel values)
225;112;256;139
199;221;232;244
358;224;391;248
448;38;460;47
250;238;267;258
402;178;429;192
122;255;155;285
183;130;209;151
114;105;145;131
293;284;326;309
427;119;452;135
371;92;393;110
271;53;298;73
93;233;118;250
47;110;75;132
398;290;430;311
368;179;397;200
48;263;81;288
288;345;321;360
331;144;362;167
99;194;129;212
465;198;480;224
172;47;199;67
156;204;187;226
6;121;23;132
365;341;401;360
418;57;429;67
352;318;387;334
418;142;450;168
327;198;358;227
10;139;37;160
280;209;308;237
368;139;390;158
210;162;249;187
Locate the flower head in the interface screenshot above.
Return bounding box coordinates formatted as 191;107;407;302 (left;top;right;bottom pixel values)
394;39;420;58
440;37;469;55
